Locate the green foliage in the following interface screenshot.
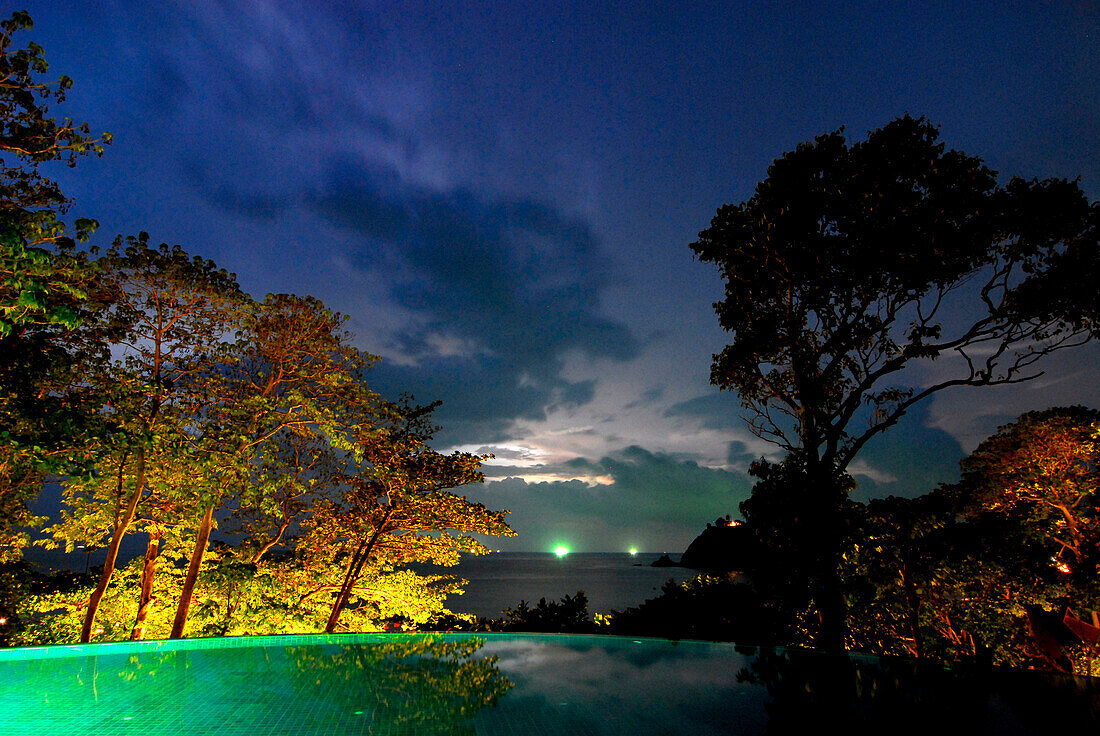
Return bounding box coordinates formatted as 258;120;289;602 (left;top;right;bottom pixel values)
0;12;111;212
0;12;113;568
0;10;111;334
0;14;511;644
30;291;512;642
302;396;514;634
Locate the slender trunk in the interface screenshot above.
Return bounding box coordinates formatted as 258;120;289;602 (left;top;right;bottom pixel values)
220;580;237;637
324;542;372;634
250;521;290;564
81;449;145;643
324;508;395;634
129;527;161;640
170;505;214;639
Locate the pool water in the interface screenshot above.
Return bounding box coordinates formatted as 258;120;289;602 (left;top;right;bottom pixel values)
0;633;1096;734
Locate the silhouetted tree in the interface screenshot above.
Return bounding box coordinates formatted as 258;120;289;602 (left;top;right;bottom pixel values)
497;591;594;633
692;115;1100;648
738;454;859;644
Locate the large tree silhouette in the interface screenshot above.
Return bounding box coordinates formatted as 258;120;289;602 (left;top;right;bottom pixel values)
691;115;1100;649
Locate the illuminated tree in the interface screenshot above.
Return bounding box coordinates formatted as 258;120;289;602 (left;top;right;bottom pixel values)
691;115;1100;648
301;398;515;634
230;428;344;565
944;407;1100;672
844;409;1099;672
166;293;381;638
953;406;1099;579
846;491;1044;665
43;233;245;642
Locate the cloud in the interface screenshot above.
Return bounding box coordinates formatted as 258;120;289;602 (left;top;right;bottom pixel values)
311;159;639;444
147;2;643;448
471;445;752;552
664;391;747;430
925;347;1100;453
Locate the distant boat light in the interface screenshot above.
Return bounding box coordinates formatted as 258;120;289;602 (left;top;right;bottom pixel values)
554;546;569;557
629;548;638;556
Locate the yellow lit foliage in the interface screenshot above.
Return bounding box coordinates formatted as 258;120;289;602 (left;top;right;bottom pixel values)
959;406;1099;570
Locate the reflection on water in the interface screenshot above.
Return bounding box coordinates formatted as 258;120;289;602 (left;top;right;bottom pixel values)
0;635;511;736
0;634;1096;735
283;638;512;735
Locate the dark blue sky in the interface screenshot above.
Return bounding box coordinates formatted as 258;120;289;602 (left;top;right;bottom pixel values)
21;1;1100;550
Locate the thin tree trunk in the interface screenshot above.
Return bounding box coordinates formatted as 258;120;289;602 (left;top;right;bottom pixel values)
81;449;145;643
250;521;290;564
324;509;394;634
170;505;214;639
129;526;160;640
324;542;371;634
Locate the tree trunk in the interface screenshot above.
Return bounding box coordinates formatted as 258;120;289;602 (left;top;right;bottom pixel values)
324;542;372;634
324;509;394;634
129;527;160;640
807;460;848;652
817;557;847;651
170;505;214;639
81;449;145;643
250;520;289;564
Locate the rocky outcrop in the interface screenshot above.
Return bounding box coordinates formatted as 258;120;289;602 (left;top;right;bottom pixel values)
678;521;751;571
650;554;678;567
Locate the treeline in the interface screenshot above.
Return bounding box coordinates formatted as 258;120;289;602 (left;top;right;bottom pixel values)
0;12;513;645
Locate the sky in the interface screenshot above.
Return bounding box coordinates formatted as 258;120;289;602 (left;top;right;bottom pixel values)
19;1;1100;552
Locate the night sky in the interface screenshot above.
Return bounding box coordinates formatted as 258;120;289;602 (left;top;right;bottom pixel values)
20;2;1100;551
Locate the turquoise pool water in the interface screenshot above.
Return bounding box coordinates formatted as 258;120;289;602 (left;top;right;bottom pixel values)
0;633;1096;734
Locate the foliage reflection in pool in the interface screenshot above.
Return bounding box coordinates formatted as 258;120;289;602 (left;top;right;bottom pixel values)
0;633;1096;734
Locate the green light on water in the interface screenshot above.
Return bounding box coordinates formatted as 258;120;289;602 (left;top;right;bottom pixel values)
628;547;638;556
553;546;569;557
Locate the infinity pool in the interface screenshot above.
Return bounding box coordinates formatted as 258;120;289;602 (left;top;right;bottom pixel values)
0;633;1096;734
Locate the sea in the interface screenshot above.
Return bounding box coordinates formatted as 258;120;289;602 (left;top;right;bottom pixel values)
427;552;697;618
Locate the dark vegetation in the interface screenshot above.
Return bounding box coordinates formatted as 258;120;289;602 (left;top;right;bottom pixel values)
1;12;1099;685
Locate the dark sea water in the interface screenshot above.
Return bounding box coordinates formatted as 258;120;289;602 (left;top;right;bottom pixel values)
430;552;696;618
